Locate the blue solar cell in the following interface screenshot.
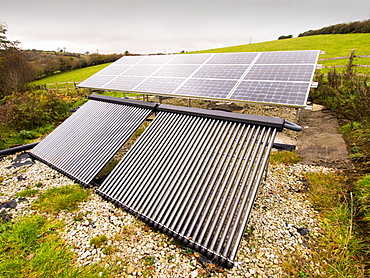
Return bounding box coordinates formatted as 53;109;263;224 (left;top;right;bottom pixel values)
230;81;309;106
255;50;319;64
193;65;249;80
135;77;185;94
176;79;237;99
244;65;314;82
153;65;200;78
123;64;162;76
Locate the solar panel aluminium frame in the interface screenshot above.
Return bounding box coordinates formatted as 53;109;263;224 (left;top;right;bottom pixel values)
78;50;321;108
97;104;286;267
29;94;157;186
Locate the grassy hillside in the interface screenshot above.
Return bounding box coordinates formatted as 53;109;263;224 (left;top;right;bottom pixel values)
195;34;370;75
32;63;111;85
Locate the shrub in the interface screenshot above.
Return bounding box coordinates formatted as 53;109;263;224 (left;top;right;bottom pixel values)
17;130;40;140
0;89;87;149
339;122;363;133
313;71;370;124
0;90;70;131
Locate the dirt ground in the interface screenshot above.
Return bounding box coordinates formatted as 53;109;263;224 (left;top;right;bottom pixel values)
295;105;353;169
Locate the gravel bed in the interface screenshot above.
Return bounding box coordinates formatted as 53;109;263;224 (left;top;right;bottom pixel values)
0;151;330;277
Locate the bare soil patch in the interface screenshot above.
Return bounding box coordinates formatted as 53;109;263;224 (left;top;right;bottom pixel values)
296;106;353;169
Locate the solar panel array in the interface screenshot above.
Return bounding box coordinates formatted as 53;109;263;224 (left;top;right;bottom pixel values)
78;50;320;107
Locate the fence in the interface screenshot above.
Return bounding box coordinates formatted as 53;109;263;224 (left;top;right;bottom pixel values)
33;78;83;93
318;49;370;75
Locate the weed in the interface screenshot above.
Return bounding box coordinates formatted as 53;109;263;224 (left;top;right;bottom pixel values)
17;130;40;140
181;247;194;255
90;234;108;248
351;145;362;153
167;254;175;262
0;214;109;277
269;150;302;165
34;182;43;188
15;188;39;198
297;270;310;278
73;213;84;222
32;184;89;214
143;256;156;266
304;171;365;277
354;174;370;221
349;152;365;160
103;246;114;255
340;122;363;133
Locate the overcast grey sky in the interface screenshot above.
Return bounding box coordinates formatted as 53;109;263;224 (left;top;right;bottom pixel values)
1;0;369;54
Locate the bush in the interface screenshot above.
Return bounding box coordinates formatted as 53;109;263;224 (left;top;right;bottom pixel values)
0;90;71;131
17;130;40;140
313;71;370;124
0;89;87;149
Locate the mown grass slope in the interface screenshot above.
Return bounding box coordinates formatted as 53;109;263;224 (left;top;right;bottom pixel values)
195;34;370;75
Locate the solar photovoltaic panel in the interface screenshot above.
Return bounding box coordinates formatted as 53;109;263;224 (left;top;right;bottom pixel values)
78;50;320;107
136;77;185;94
244;65;314;82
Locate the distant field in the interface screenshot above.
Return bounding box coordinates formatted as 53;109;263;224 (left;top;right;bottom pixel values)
32;63;111;85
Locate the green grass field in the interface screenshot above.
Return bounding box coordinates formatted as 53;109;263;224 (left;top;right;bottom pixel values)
32;63;111;85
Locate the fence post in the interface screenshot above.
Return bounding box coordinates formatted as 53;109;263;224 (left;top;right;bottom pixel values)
65;80;70;94
54;79;58;93
347;49;356;74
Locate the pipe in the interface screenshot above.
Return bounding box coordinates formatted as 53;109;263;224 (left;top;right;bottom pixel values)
0;142;39;156
283;120;302;131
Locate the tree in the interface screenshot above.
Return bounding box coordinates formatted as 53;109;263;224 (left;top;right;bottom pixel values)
278;34;293;40
0;21;37;98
